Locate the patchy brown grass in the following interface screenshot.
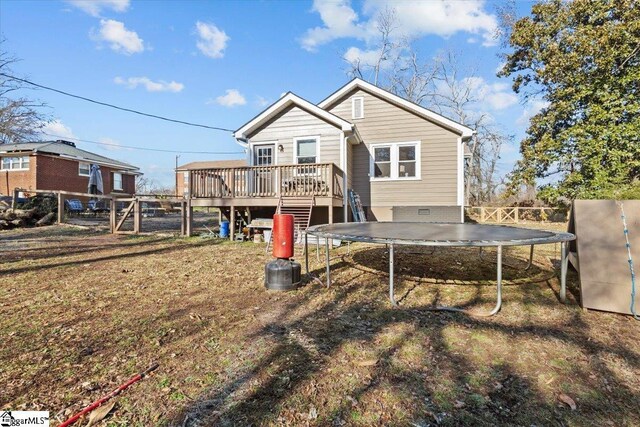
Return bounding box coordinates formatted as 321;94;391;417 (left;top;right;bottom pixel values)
1;224;639;426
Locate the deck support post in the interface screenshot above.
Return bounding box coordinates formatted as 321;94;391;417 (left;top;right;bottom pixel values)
57;192;64;224
328;206;333;224
230;205;236;241
186;198;193;237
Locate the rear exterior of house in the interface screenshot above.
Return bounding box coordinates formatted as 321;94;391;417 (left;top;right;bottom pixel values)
1;140;139;197
184;78;472;228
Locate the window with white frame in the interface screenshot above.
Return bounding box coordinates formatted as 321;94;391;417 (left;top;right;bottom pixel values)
352;97;364;119
0;156;29;170
370;141;420;180
183;172;189;196
79;162;90;176
294;137;318;165
113;172;123;191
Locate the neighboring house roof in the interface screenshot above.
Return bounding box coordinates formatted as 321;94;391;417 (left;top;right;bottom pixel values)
318;78;474;139
0;140;140;172
176;159;247;171
234;92;354;140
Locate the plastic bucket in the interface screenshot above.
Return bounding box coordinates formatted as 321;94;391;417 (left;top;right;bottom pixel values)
220;220;230;238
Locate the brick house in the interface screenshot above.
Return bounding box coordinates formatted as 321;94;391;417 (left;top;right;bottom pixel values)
0;140;140;196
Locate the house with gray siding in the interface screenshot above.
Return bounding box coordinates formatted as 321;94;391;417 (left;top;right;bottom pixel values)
185;78;472;232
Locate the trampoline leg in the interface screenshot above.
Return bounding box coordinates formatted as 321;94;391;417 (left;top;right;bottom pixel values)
490;245;503;316
560;241;568;303
325;238;331;288
427;245;502;316
389;243;397;306
525;245;534;270
479;247;486;261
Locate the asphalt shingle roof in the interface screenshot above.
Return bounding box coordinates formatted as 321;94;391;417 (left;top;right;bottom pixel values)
0;140;139;171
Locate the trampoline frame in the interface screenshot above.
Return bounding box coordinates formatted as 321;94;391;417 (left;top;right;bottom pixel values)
304;222;575;316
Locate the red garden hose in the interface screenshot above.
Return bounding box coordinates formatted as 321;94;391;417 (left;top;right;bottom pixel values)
58;363;159;427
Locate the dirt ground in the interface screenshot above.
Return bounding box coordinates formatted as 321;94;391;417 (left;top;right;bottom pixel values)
65;211;219;234
1;223;639;426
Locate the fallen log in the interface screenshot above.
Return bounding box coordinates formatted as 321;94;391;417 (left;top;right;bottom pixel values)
0;219;8;229
35;212;56;226
10;218;24;227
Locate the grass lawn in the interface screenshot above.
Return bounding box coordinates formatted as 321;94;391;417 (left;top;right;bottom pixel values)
1;224;638;426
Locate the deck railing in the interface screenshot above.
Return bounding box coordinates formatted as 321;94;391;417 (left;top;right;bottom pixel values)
189;163;344;199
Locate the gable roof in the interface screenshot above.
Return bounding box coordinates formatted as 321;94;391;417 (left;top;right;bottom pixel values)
234;92;353;140
176;159;246;171
318;78;473;138
0;140;140;172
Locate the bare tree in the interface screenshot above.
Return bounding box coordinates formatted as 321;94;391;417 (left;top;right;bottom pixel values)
0;42;49;143
343;9;510;205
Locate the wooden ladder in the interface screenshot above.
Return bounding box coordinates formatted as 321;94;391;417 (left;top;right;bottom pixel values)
266;196;314;253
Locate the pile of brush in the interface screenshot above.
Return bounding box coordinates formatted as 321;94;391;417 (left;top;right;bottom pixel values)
0;195;57;230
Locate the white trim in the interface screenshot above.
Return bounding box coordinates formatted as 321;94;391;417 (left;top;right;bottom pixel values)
292;135;320;164
340;132;348;222
319;78;473;138
235;93;353;140
79;161;91;177
0;155;30;171
457;137;464;223
369;141;421;181
249;141;278;166
351;96;364;119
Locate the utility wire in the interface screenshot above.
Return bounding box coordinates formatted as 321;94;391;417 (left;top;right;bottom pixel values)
0;73;236;133
41;133;245;155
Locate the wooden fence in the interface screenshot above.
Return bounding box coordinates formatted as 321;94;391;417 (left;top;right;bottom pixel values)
466;206;567;223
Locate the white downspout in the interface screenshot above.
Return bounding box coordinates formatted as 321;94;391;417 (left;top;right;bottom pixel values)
457;136;464;223
340;132;348;222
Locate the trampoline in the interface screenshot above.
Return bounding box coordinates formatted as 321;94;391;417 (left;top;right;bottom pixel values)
304;222;576;316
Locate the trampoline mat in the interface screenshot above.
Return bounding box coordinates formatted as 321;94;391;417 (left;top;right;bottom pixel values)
307;222;574;247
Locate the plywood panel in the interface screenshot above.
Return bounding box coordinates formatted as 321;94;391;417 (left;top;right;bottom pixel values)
570;200;640;315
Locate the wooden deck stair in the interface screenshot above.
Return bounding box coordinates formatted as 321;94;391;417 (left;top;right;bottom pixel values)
267;196;314;252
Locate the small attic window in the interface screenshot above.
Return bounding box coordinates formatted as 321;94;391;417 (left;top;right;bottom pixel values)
352;97;364;119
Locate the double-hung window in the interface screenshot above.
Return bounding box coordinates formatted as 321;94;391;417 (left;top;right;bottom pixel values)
370;141;420;180
79;162;90;176
294;137;318;175
113;173;123;191
1;156;30;170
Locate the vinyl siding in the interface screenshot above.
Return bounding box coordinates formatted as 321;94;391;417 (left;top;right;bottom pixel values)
248;105;342;166
328;88;460;208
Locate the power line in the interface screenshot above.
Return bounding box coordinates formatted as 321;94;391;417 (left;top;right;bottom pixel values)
41;133;245;155
0;73;236;133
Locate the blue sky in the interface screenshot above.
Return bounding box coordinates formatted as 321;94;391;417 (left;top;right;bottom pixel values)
1;0;541;188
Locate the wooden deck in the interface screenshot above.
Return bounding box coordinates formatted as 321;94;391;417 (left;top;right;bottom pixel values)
188;163;345;208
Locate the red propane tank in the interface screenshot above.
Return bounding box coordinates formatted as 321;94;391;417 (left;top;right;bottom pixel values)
272;214;294;259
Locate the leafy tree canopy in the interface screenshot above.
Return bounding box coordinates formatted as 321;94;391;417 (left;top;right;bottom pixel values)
500;0;640;202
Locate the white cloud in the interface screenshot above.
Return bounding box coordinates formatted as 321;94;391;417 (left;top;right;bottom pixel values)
41;120;77;141
195;21;229;58
343;46;383;67
301;0;498;51
255;96;270;107
517;98;549;126
209;89;246;107
114;76;184;93
461;77;518;111
66;0;129;17
93;19;144;55
97;137;130;151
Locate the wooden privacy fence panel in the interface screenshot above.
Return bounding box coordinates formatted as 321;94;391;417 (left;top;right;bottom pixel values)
467;206;567;223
